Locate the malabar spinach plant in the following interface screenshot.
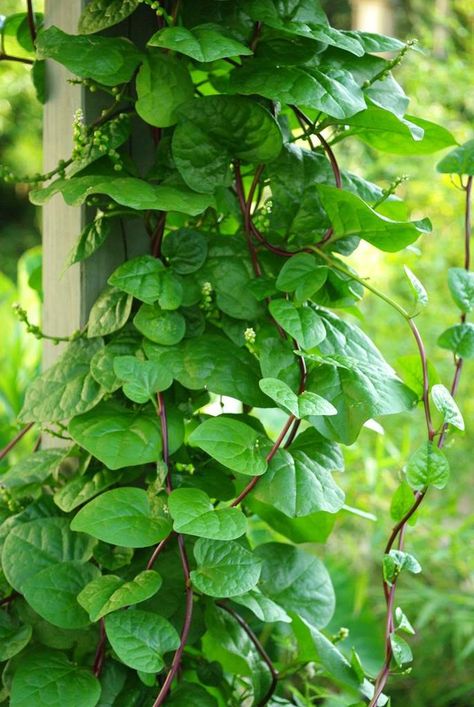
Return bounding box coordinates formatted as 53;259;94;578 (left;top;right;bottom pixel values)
1;1;472;705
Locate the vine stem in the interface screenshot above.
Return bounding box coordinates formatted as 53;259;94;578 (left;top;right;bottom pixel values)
0;54;34;64
0;423;34;462
368;174;472;706
26;0;37;44
93;619;106;677
231;414;295;507
217;602;278;706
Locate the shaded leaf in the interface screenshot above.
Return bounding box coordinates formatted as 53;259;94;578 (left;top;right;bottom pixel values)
191;538;262;597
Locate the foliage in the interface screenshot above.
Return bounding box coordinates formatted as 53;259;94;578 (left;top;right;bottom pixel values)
0;2;472;707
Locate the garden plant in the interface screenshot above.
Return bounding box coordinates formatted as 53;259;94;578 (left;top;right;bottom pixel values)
0;1;473;705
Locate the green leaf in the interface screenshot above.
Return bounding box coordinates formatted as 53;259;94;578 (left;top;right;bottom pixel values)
404;265;428;308
258;378;337;418
269;300;326;349
10;649;101;707
67;214;111;266
306;311;418;444
149;23;253;62
383;550;421;586
77;570;162;621
36;26;143;86
31;176;215;216
317;185;431;252
2;517;95;593
54;469;119;513
390;482;415;522
136;51;194;128
255;543;335;628
344;106;457;155
437;139;474;176
78;0;140;33
276;253;328;302
406;442;450;490
172;95;282;193
166;683;218;707
90;332;141;393
133;303;186;345
108;255;165;304
162;229;208;274
0;449;65;493
22;561;100;628
168;488;246;540
390;633;413;667
188;417;268;476
19;338;105;423
232;588;291;623
430;384;464;430
231;61;365;119
447;267;474;313
191;538;262;597
87;286;133;337
105;609;180;672
249;498;336;544
0;614;32;661
438;323;474;358
253;447;345;517
113;355;172;403
71;487;171;547
394;607;416;635
68;401;162;469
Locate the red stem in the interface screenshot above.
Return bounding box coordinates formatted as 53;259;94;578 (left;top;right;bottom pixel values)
26;0;37;44
0;423;34;462
0;54;34;64
93;619;106;677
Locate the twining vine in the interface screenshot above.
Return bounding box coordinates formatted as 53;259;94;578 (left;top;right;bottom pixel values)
0;1;473;706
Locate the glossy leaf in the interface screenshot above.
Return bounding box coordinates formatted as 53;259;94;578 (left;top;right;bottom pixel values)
188;416;268;476
69;401;162;469
78;0;140;34
149;23;253;62
404;265;428;309
172;95;282;193
0;449;65;493
136;51;194;127
447;267;474;313
67;214;111;266
317;185;431;252
406;442;450;490
108;255;165;304
390;634;413;667
232;588;291;623
168;488;247;539
10;649;101;707
383;549;422;586
71;487;172;547
87;287;133;337
78;570;162;621
191;538;262;597
133;303;186;345
437;323;474;358
431;384;464;430
113;355;172;402
162;229;208;274
19;338;105;423
36;26;143;86
269;299;326;349
105;609;180;672
0;614;32;661
437;139;474;175
54;469;119;513
259;377;336;418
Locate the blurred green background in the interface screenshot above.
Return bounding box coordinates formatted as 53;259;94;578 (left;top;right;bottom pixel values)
0;0;472;705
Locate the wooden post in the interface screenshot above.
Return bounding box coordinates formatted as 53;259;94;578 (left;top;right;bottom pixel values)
42;1;151;370
351;0;394;36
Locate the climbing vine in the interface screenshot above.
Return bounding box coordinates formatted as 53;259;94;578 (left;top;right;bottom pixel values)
0;1;473;706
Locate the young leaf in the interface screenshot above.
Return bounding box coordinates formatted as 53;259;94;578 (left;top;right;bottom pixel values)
447;267;474;313
90;333;141;393
113;355;172;403
383;550;422;586
54;469;119;513
67;214;111;266
390;482;415;522
77;570;162;621
231;589;291;623
87;287;133;337
136;51;194;128
162;229;208;274
70;487;172;547
68;401;162;469
191;538;262;597
10;649;101;707
406;442;450;490
394;607;416;635
430;383;464;430
269;300;326;349
78;0;140;34
255;543;335;628
108;255;165;304
149;23;253;62
404;265;428;308
168;488;247;540
298;391;337;417
253;448;345;517
436;139;474;176
438;323;474;358
19;338;105;423
188;417;268;476
105;609;180;672
390;633;413;667
172;95;282;193
133;303;186;345
36;26;143;86
258;377;299;416
317;185;431;252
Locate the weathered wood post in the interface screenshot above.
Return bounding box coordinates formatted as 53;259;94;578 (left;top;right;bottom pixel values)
351;0;394;35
